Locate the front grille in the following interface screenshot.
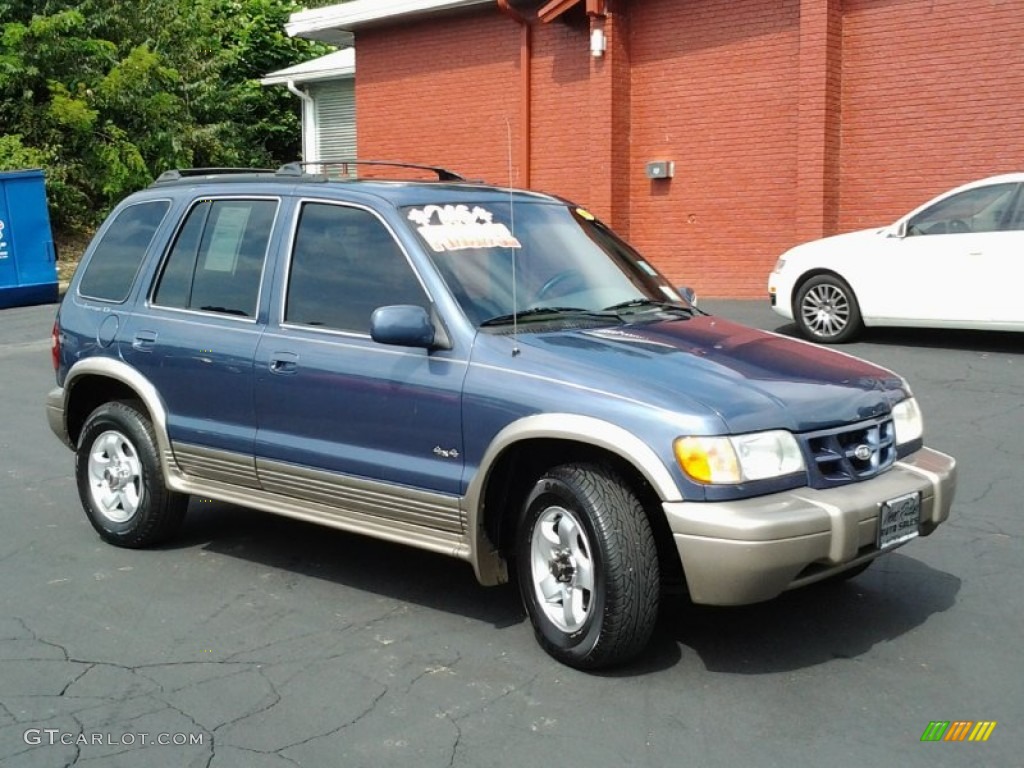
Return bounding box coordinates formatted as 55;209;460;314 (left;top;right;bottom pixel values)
800;416;896;489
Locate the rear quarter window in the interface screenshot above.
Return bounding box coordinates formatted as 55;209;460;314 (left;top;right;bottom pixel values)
78;201;170;302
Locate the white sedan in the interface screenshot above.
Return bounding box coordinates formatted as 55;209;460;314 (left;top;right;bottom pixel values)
769;173;1024;342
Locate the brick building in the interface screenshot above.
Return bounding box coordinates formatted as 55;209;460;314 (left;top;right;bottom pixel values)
287;0;1024;298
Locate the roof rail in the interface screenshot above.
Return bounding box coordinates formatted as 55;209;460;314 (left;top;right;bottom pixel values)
154;168;276;183
276;159;465;182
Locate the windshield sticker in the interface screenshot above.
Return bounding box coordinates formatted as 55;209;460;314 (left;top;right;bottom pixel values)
408;205;522;252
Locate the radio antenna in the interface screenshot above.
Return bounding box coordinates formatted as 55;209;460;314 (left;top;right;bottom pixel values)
506;117;520;356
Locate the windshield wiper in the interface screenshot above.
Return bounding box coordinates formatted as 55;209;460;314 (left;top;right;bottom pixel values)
480;306;619;327
602;298;696;316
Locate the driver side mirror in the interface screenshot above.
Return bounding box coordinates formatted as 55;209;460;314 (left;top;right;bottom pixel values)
677;285;698;307
370;305;438;349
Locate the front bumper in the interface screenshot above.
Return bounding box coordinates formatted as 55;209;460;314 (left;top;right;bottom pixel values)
767;270;795;320
662;446;956;605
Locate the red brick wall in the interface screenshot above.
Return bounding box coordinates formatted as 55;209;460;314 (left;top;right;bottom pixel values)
529;21;591;205
353;0;1023;298
839;0;1024;232
356;10;522;184
628;0;800;298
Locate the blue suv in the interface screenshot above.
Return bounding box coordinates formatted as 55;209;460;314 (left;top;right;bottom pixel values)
47;163;957;669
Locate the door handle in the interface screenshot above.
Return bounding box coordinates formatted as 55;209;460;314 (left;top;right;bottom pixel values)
132;330;157;350
269;352;299;374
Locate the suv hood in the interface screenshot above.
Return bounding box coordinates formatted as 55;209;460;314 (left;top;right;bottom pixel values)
509;314;907;434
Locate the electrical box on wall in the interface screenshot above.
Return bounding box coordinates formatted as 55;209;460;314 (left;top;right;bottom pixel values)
645;161;674;180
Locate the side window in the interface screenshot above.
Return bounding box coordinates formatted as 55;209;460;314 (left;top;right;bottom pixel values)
1007;189;1024;231
153;199;277;317
78;201;170;302
285;203;428;333
906;183;1018;236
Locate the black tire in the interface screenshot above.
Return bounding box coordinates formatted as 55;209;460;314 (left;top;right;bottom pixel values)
515;463;659;669
75;401;187;548
794;274;863;343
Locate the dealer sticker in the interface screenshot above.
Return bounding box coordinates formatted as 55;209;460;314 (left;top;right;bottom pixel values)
408;204;521;252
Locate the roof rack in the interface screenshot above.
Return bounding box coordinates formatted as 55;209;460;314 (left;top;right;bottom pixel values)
154;167;276;183
276;159;465;182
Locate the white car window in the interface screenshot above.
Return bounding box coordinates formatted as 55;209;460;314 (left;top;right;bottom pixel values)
906;183;1019;236
1007;189;1024;231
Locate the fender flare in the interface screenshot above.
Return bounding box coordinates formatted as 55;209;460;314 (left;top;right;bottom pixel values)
63;357;176;478
464;413;682;585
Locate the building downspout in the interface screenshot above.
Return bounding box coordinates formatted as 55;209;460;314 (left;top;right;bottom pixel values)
286;79;318;167
497;1;531;188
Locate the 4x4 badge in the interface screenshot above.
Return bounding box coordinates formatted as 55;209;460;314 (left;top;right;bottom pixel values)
433;446;460;459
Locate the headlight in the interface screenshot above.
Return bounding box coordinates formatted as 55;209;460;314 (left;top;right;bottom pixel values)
674;431;805;484
892;397;923;445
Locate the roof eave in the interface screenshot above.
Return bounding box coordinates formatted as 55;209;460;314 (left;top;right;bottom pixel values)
285;0;494;42
260;49;356;86
260;66;354;86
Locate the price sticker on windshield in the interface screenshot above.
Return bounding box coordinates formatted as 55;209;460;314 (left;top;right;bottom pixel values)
408;204;521;252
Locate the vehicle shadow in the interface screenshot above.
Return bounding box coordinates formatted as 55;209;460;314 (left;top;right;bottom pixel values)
170;500;691;674
169;501;956;678
771;321;1024;355
655;553;960;675
172;498;527;630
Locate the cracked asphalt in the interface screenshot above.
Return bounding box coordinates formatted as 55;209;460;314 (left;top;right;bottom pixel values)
1;299;1021;768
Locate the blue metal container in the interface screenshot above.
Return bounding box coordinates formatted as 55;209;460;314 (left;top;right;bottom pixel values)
0;169;59;308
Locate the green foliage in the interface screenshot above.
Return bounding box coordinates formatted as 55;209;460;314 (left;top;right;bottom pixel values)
0;0;329;231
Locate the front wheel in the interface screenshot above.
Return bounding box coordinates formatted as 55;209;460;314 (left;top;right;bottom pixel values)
516;464;659;669
794;274;863;343
75;401;187;548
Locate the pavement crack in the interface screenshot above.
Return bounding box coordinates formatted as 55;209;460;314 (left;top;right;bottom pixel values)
210;666;284;735
402;651;463;693
220;627;348;663
67;716;84;767
58;663;96;697
276;681;388;754
443;711;463;768
11;616;71;661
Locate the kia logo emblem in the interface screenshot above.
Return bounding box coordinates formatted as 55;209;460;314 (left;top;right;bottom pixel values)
854;444;873;461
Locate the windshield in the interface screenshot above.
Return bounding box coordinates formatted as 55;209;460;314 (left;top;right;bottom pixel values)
401;202;688;326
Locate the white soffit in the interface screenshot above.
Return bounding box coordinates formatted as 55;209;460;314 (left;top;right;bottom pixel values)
260;48;355;86
286;0;494;45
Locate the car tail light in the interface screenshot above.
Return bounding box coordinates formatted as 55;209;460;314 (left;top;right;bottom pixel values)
51;320;60;372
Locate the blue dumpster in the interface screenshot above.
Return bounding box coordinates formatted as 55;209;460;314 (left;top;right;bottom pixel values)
0;169;59;308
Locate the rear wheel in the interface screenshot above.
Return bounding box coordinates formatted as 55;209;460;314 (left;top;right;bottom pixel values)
516;463;659;669
794;274;863;343
75;401;187;548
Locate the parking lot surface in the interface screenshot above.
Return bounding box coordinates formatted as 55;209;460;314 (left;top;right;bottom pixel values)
1;299;1021;767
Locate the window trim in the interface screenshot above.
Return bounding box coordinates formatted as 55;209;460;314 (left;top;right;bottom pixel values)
146;195;281;324
278;198;436;338
76;198;173;304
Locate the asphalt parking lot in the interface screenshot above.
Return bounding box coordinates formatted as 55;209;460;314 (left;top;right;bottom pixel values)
1;298;1021;768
